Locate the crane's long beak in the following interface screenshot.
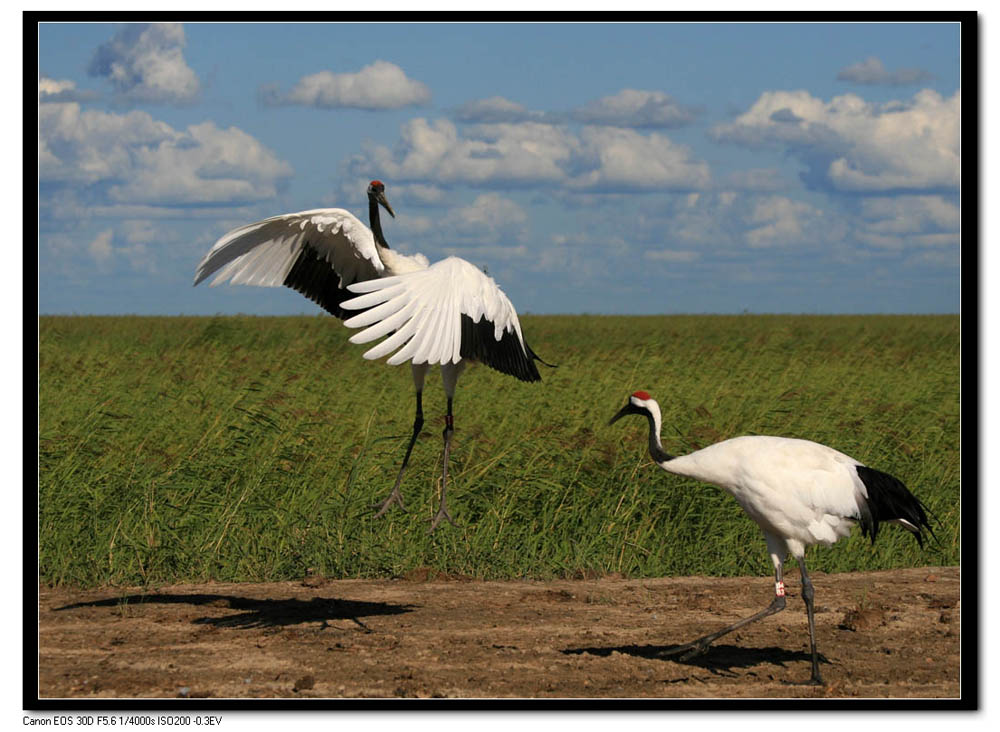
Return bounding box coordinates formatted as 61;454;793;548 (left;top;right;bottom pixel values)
609;402;642;425
376;190;395;218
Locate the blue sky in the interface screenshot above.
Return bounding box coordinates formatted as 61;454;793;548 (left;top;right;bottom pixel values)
37;20;963;315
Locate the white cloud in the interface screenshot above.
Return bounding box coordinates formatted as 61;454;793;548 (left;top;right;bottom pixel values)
354;118;570;185
42;190;263;224
571;89;700;128
87;229;114;262
39;101;293;206
111;121;294;205
453;96;542;123
633;192;739;249
859;195;960;234
88;23;200;105
119;220;155;244
529;231;629;282
854;195;960;250
639;189;955;257
570;127;711;191
83;227;158;273
45;216;192;278
370;193;530;260
652;198;724;247
39;102;174;185
365;194;531;270
38;77;99;104
631;191;850;254
745;196;823;248
710;89;960;193
395;183;448;206
453;89;701;129
440;194;529;246
260;60;430;110
349;118;710;192
837;57;934;86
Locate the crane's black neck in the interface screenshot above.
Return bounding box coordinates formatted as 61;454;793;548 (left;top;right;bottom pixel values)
644;412;674;464
369;196;390;248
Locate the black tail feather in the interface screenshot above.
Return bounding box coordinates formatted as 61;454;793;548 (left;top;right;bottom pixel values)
369;317;553;382
459;314;542;382
855;465;935;547
526;342;557;369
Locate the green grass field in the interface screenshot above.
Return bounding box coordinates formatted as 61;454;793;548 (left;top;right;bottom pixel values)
38;314;960;588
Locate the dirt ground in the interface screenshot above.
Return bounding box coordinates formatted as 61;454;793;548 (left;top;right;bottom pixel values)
36;566;960;700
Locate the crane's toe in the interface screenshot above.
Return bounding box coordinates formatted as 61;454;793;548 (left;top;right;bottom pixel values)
677;643;712;662
658;639;711;661
428;505;458;533
373;488;407;518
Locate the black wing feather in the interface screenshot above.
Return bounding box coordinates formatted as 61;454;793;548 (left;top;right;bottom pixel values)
282;242;363;320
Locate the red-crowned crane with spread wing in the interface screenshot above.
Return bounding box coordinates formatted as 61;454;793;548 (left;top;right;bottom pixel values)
609;391;934;685
194;180;550;531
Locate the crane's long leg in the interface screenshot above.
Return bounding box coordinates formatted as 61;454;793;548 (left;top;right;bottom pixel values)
373;364;429;518
661;538;787;663
429;397;458;532
797;556;823;685
662;575;786;663
429;362;465;533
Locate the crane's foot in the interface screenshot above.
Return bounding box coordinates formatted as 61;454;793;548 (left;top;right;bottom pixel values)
658;638;712;662
373;487;407;518
428;503;458;533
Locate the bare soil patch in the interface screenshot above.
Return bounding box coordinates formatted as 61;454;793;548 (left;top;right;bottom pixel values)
37;566;960;699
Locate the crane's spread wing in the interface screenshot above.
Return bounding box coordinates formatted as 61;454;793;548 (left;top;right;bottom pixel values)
193;209;385;319
340;256;541;382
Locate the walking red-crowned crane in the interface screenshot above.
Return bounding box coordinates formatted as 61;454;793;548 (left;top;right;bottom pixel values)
609;391;934;685
193;180;550;531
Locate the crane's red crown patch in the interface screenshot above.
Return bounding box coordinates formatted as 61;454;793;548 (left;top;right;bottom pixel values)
370;179;383;188
631;390;651;401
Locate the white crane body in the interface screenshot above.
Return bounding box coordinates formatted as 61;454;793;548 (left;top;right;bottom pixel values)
664;436;867;553
610;391;934;685
194;181;548;530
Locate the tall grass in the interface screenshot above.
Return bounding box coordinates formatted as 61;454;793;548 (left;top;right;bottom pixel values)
38;314;960;587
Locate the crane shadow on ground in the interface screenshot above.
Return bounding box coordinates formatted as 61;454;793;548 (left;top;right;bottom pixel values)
562;642;829;678
52;593;415;631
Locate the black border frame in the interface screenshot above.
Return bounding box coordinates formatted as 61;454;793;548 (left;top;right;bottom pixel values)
25;10;979;712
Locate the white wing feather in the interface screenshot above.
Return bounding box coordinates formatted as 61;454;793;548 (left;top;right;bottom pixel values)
341;256;526;366
193;208;385;289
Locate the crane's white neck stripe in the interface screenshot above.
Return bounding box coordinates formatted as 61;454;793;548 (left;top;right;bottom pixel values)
639;399;674;465
646;399;663;445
